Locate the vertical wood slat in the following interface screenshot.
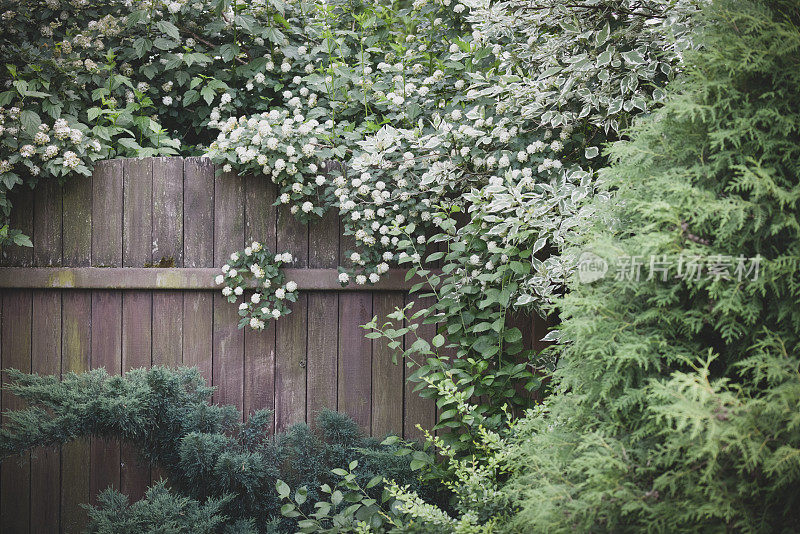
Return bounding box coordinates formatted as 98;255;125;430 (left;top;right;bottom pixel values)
152;159;184;370
213;169;245;413
120;158;153;501
90;157;124;508
274;205;308;431
371;292;404;437
61;290;91;534
1;291;32;533
306;207;339;426
89;291;121;503
338;293;372;432
182;158;214;384
30;176;64;532
60;172;93;534
243;176;276;419
34;181;62;267
30;290;61;533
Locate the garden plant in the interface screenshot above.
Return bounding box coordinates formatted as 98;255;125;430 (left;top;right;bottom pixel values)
1;0;799;532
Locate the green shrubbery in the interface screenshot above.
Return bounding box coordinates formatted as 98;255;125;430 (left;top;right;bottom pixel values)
504;0;800;531
0;367;445;533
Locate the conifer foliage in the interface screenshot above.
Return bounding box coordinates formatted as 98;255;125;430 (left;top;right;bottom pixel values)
0;367;440;533
505;0;800;531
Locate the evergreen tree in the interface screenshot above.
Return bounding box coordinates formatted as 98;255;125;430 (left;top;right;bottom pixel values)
504;0;800;531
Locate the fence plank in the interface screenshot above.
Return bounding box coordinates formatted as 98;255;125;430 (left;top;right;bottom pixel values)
0;267;419;291
338;292;372;432
33;181;63;266
152;157;184;267
306;208;339;426
371;292;404;437
90;291;122;504
123;158;153;267
183;158;214;268
1;291;32;533
152;161;184;368
61;290;91;533
183;158;214;385
403;295;436;440
120;291;152;502
243;176;276;419
91;160;123;266
62;176;92;267
30;290;61;534
275;205;308;431
213;169;245;411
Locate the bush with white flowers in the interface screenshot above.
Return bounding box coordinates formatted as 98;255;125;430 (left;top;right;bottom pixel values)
215;241;298;329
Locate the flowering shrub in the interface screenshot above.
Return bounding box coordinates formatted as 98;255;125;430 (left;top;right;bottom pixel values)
215;241;297;328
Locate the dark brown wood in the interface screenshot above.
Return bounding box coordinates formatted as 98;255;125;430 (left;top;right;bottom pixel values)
92;159;123;266
306;208;339;426
61;290;91;533
371;292;404;437
1;291;32;533
30;290;61;534
33;180;63;267
0;267;420;290
274;204;309;431
120;290;152;502
338;292;372;431
0;157;456;534
243;175;276;419
90;291;122;504
213;169;245;411
62;176;92;267
123;158;153;267
182;158;215;387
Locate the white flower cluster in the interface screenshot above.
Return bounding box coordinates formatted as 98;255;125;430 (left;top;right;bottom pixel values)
215;241;299;329
206;106;331;221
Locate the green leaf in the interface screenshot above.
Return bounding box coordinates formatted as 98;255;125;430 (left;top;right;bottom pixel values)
432;334;445;348
12;233;32;247
156;20;180;40
20;110;41;134
276;480;291;499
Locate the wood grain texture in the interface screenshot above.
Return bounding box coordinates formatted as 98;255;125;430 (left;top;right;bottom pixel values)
152;157;184;267
91;159;123;266
61;290;91;533
120;290;152;502
62;176;92;267
370;292;404;437
213;169;245;411
123;158;152;267
90;291;122;504
274;204;309;431
183;158;214;268
306;207;339;426
0;267;421;290
30;290;61;534
33;180;63;267
1;291;32;533
243;176;276;419
338;292;372;432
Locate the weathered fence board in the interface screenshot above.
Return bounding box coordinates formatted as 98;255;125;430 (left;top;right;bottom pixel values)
0;157;542;533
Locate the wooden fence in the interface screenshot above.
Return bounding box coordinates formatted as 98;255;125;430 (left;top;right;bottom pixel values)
0;156;542;533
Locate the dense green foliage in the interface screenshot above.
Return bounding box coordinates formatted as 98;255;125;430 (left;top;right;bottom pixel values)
504;0;800;530
0;367;444;533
